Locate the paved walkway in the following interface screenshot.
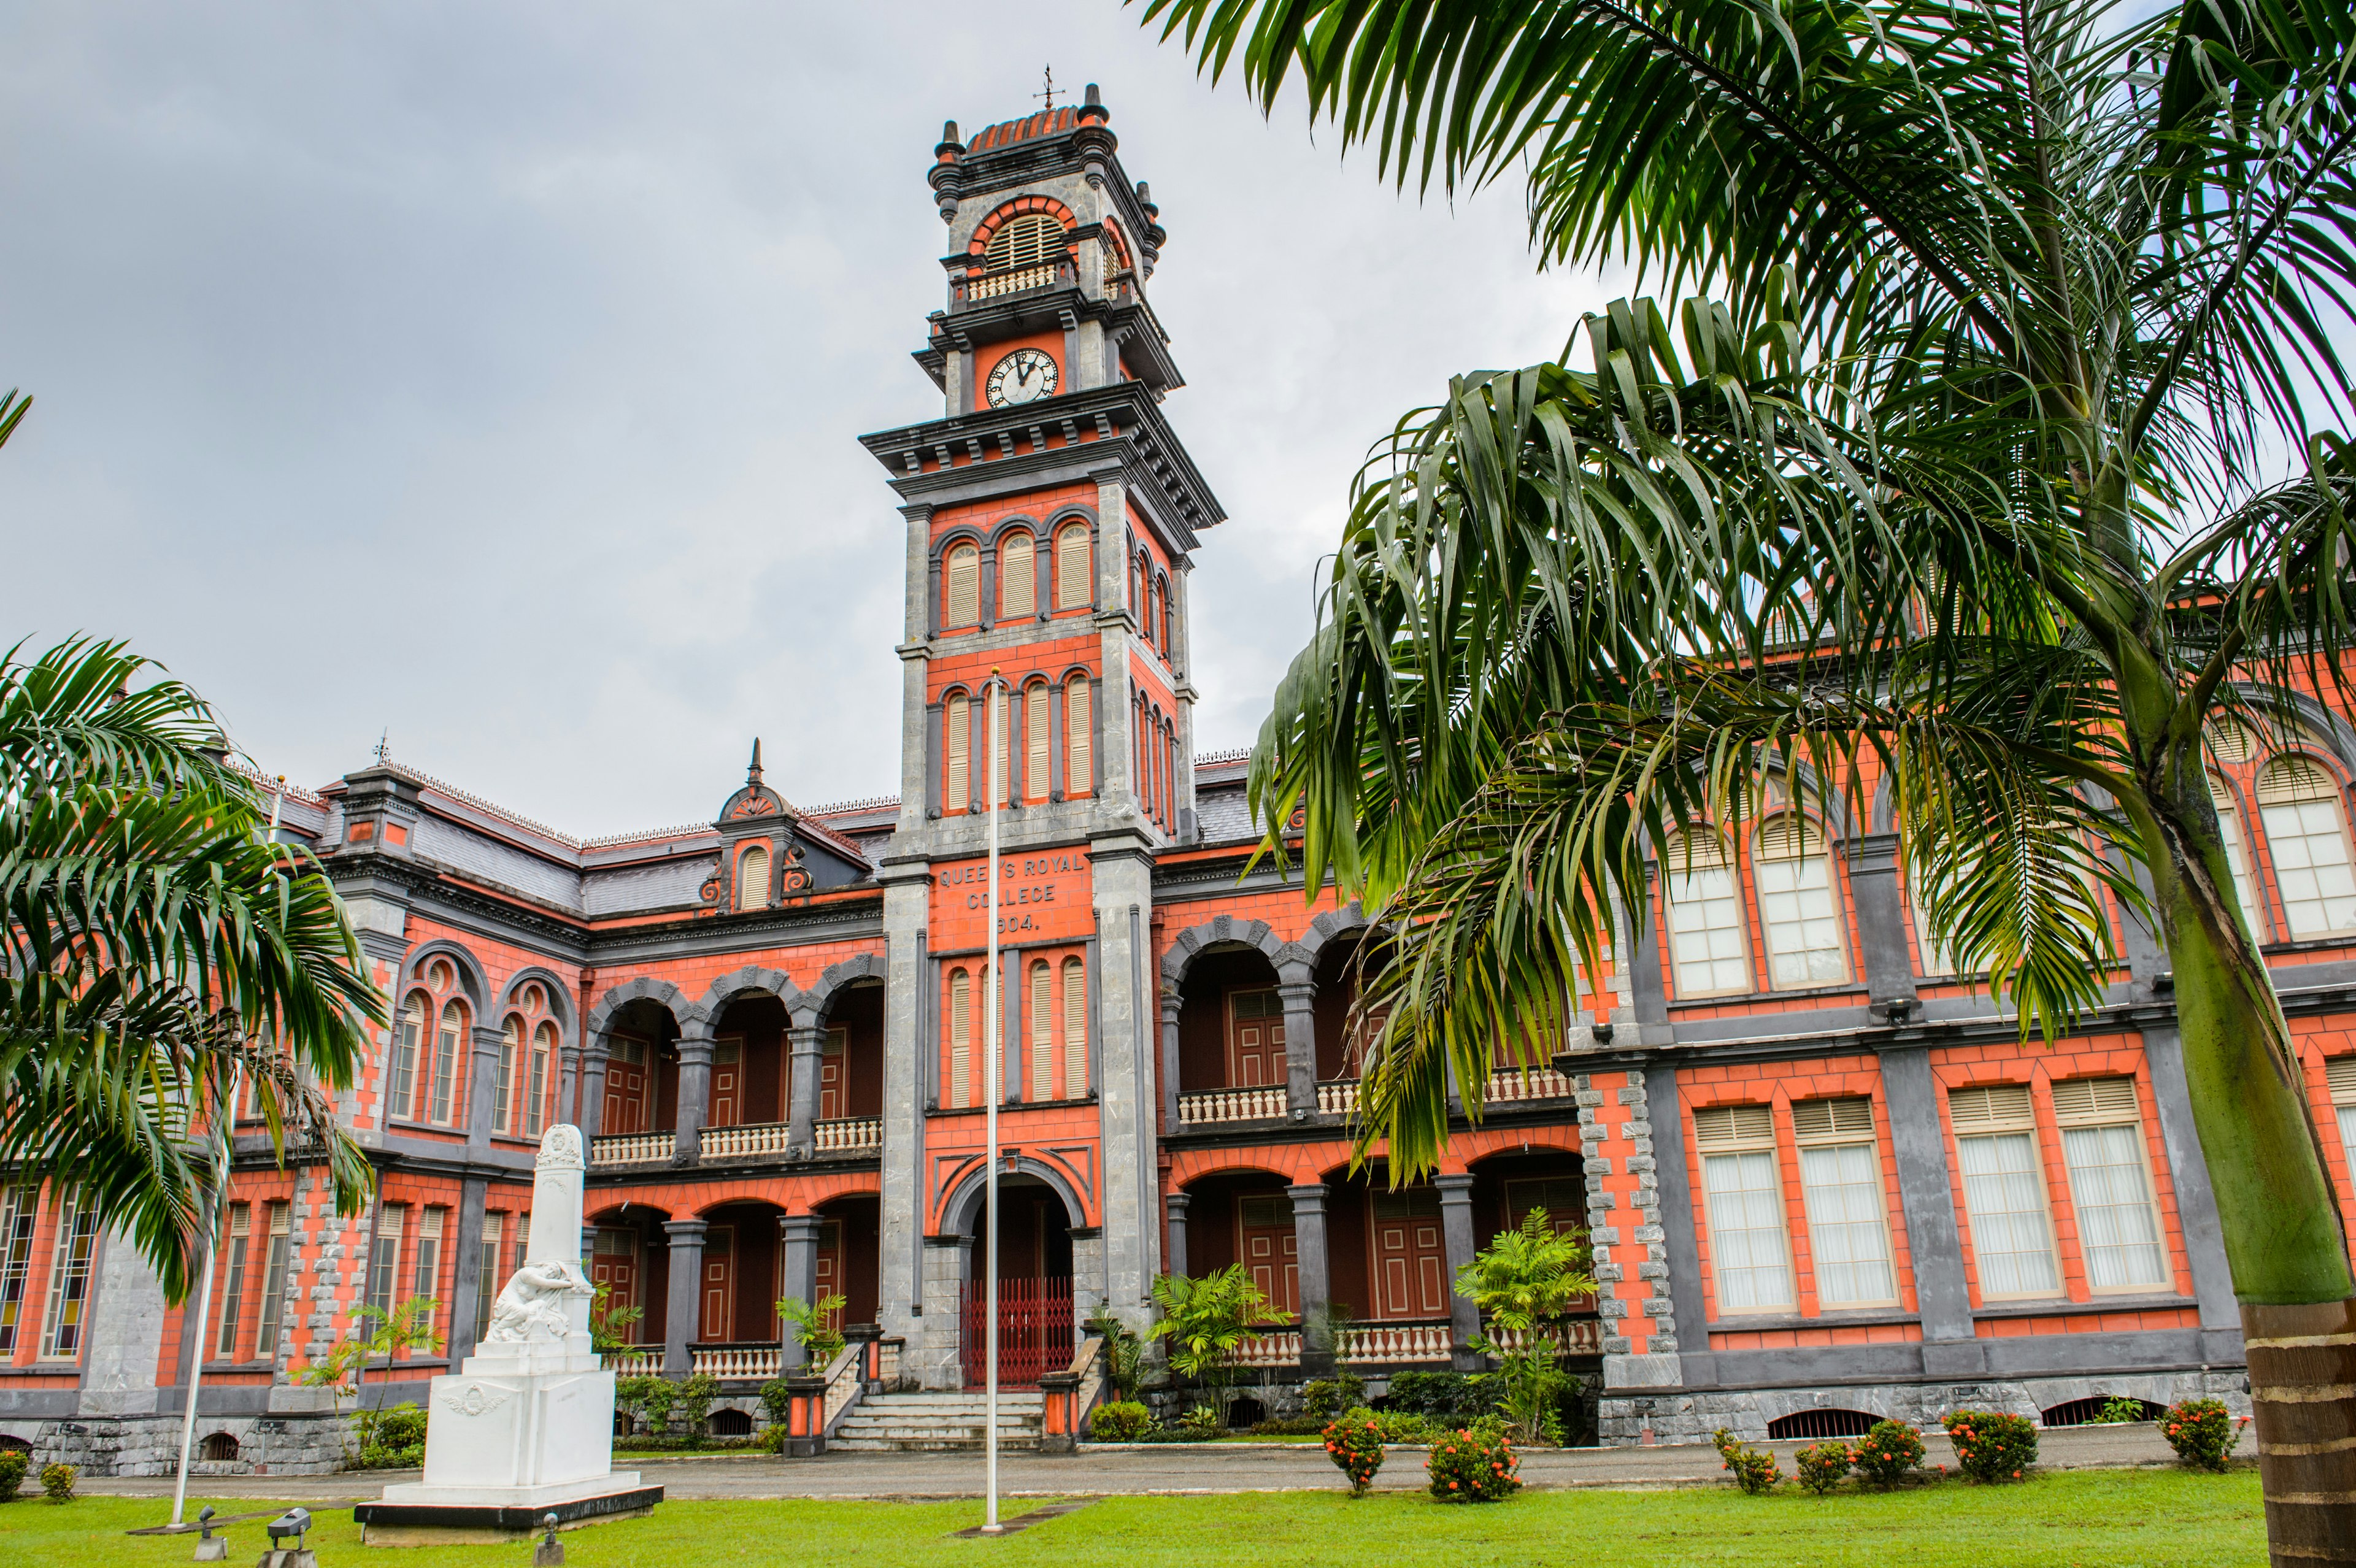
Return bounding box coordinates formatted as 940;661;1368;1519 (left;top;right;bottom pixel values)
80;1421;2250;1505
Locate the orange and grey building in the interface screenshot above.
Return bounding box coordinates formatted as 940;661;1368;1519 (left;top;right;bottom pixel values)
5;87;2351;1472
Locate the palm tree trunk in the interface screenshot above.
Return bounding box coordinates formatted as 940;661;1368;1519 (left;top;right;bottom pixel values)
2149;799;2356;1562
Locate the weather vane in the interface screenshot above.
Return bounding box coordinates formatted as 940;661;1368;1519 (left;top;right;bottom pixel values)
1036;66;1058;111
374;728;390;764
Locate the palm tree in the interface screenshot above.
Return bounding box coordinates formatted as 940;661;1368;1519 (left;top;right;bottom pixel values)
1;631;380;1300
1141;0;2356;1551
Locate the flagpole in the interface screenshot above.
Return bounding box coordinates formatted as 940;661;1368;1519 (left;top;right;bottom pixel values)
982;672;1004;1535
172;777;283;1525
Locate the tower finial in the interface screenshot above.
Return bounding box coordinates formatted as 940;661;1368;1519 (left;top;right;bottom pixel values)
748;737;764;785
1036;65;1058;111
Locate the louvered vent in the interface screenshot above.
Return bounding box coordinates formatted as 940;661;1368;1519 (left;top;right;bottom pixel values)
1663;831;1732;872
1232;989;1283;1020
1757;814;1825;861
1947;1083;2035;1129
2206;721;2260;765
2049;1075;2140;1123
1790;1097;1875;1141
1692;1104;1776;1148
2326;1055;2356;1103
984;213;1066;271
2258;756;2340;805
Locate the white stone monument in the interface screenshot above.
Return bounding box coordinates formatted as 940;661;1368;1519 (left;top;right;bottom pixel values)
357;1127;660;1542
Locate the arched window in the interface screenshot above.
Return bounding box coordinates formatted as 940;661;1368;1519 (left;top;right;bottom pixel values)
945;691;971;810
737;844;770;911
949;967;971;1107
1055;523;1091;609
1025;681;1051;801
496;1017;521;1136
1000;531;1034;620
2258;756;2356;937
944;542;980;628
1030;960;1053;1101
431;999;466;1125
1154;577;1172;652
2209;772;2262;938
985;685;1009;807
1061;955;1088;1098
528;1021;556;1137
1066;675;1091;797
1133;554;1147;626
1663;832;1749;997
393;995;426;1121
984;212;1065;271
1755;815;1848;988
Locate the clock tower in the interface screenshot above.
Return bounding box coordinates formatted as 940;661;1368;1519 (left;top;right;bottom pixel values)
857;85;1226;1379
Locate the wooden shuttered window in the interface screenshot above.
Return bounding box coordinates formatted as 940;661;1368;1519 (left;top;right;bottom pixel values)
946;693;970;810
944;543;980;627
1031;961;1053;1101
1001;532;1035;619
1026;682;1051;799
984;213;1064;271
737;845;769;910
1061;956;1087;1099
1056;524;1090;609
1066;678;1091;796
949;968;971;1108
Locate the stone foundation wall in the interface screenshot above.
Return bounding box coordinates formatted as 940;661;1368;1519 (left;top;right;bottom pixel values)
0;1413;355;1477
1600;1369;2252;1446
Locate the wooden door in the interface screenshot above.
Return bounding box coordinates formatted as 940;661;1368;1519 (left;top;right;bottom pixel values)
710;1037;741;1128
819;1028;846;1120
602;1036;648;1134
1226;990;1287;1089
700;1226;734;1342
590;1229;637;1321
1369;1188;1448;1320
1238;1194;1299;1318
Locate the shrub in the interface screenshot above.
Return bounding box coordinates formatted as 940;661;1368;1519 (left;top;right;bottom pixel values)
1371;1410;1437;1444
373;1402;428;1450
1427;1422;1521;1503
758;1378;793;1424
0;1450;27;1502
1712;1428;1780;1496
1177;1404;1225;1439
1854;1420;1927;1488
2162;1397;2238;1472
39;1463;75;1503
675;1372;718;1435
1793;1440;1854;1496
352;1443;423;1470
1249;1416;1330;1437
2096;1395;2150;1424
1323;1410;1385;1496
636;1376;679;1435
1943;1409;2038;1483
1089;1401;1153;1443
1303;1373;1366;1420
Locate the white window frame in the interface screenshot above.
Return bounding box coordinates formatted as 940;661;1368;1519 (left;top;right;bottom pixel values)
2208;772;2266;943
37;1197;99;1361
214;1202;252;1359
1754;815;1850;990
1662;833;1752;999
2257;755;2356;939
2330;1056;2356;1205
255;1201;292;1360
1692;1104;1795;1313
2051;1077;2172;1293
1948;1084;2063;1301
1790;1097;1898;1308
0;1186;36;1355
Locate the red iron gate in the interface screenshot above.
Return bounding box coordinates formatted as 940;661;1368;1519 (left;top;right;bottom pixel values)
960;1275;1074;1389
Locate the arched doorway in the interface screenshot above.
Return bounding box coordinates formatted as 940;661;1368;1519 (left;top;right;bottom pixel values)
960;1176;1073;1389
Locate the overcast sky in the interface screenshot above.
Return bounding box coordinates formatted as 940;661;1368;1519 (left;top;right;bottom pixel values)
0;3;1624;836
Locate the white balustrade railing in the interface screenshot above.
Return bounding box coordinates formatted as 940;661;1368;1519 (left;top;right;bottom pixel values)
1339;1321;1453;1365
963;261;1062;301
875;1337;901;1387
1484;1067;1574;1103
1177;1085;1287;1125
691;1344;782;1381
590;1131;672;1167
1233;1331;1303;1369
820;1342;864;1426
607;1345;661;1377
699;1121;790;1159
814;1116;882;1154
1316;1078;1361;1116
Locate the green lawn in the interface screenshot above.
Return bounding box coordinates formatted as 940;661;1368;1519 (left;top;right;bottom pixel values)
1;1470;2262;1568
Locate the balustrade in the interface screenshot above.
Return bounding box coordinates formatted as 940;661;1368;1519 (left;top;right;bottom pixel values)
1339;1320;1453;1366
953;259;1072;305
606;1345;662;1377
1484;1066;1574;1103
1315;1078;1361;1116
1176;1085;1287;1126
699;1121;791;1159
690;1343;782;1381
588;1131;671;1167
814;1116;882;1154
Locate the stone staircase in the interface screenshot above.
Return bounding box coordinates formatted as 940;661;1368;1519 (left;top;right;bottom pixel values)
828;1389;1047;1452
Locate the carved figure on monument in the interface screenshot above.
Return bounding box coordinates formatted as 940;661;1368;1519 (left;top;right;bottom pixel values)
485;1259;594;1344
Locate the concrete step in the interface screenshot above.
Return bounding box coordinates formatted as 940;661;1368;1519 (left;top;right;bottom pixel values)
830;1388;1049;1451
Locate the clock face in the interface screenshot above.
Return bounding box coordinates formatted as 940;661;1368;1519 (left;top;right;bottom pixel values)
987;348;1058;407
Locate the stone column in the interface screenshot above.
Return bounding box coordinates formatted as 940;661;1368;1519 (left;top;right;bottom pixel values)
672;1023;715;1165
2139;1023;2244;1358
662;1218;707;1376
557;1043;580;1132
787;1022;825;1156
1288;1182;1333;1376
1277;975;1319;1121
778;1213;823;1370
1626;865;1674;1045
467;1024;506;1151
1842;832;1920;1018
1879;1043;1981;1371
878;875;931;1350
1164;1193;1190;1281
1434;1174;1483;1372
578;1039;611;1142
1644;1061;1714;1388
1158;990;1182;1134
447;1177;489;1366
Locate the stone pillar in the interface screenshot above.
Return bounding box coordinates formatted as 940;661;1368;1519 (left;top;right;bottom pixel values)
2139;1023;2244;1358
1842;833;1920;1018
672;1023;715;1164
1091;858;1162;1330
1626;865;1674;1045
558;1043;580;1132
1158;990;1182;1134
1165;1193;1190;1281
1277;975;1319;1120
1288;1182;1333;1376
1434;1174;1482;1372
1879;1044;1981;1370
879;875;931;1350
578;1039;611;1142
1644;1061;1714;1388
662;1219;707;1376
467;1024;506;1151
447;1177;489;1366
787;1022;825;1156
778;1213;823;1370
920;1234;971;1389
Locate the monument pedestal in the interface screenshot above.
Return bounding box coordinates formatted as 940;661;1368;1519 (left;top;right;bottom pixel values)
355;1126;661;1545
